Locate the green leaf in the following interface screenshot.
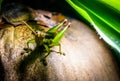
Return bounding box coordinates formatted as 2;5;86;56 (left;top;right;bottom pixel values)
66;0;120;56
98;0;120;13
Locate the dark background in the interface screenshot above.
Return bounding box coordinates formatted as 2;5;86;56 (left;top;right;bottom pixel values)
1;0;79;18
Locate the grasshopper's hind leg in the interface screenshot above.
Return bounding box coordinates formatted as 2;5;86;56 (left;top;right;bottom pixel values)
47;19;67;34
49;43;65;56
47;21;71;56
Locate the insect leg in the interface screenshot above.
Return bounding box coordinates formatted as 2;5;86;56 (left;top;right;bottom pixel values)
52;22;71;46
22;21;37;35
47;19;67;33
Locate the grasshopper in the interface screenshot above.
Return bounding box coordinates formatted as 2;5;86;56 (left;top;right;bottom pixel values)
1;3;70;65
24;19;71;65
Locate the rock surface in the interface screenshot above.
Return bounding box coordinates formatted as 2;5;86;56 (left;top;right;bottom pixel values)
0;10;120;81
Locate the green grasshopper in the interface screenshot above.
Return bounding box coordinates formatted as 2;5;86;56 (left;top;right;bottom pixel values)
24;19;70;65
1;3;70;65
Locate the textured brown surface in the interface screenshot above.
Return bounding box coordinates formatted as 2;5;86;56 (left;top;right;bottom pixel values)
0;18;120;81
49;19;120;81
